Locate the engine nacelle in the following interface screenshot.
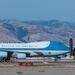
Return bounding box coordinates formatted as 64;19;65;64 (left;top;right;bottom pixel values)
17;53;26;59
0;52;7;58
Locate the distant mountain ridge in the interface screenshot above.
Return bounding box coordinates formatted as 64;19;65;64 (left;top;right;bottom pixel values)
24;20;75;29
0;19;75;45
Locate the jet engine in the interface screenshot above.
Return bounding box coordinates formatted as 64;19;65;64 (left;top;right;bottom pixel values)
0;52;7;58
17;53;26;59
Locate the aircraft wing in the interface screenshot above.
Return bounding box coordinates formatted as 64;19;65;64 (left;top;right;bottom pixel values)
0;50;44;58
34;52;44;57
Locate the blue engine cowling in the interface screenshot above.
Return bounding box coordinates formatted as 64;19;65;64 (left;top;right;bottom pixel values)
0;52;7;58
17;53;26;59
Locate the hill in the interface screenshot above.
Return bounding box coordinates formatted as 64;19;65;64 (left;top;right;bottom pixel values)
0;19;75;45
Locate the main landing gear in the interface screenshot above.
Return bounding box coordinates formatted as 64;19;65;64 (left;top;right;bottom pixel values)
54;57;58;62
0;58;10;62
0;58;6;62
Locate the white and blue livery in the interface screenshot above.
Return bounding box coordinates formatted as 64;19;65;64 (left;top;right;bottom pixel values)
0;41;70;62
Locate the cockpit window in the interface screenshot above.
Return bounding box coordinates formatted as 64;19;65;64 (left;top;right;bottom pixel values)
59;43;63;44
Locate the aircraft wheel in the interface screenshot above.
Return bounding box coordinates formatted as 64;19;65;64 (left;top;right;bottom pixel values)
54;58;58;62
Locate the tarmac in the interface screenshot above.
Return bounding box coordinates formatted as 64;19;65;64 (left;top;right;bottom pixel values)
0;67;75;75
0;59;75;75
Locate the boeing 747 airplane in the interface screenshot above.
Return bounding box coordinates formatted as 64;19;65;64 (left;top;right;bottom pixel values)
0;41;71;62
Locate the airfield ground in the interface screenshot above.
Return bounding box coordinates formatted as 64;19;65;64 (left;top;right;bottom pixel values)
0;59;75;75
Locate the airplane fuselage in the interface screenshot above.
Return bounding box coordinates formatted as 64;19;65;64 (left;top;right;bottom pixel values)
0;41;70;58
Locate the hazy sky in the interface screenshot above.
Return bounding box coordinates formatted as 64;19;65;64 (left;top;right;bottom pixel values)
0;0;75;22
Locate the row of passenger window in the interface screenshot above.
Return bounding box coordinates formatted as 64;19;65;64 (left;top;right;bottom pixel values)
0;45;37;47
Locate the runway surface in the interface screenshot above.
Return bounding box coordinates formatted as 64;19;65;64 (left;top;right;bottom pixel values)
0;59;75;75
0;67;75;75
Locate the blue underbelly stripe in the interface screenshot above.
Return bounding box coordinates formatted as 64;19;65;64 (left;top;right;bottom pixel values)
0;48;70;51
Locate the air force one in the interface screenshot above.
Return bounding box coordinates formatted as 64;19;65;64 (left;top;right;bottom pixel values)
0;40;72;62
